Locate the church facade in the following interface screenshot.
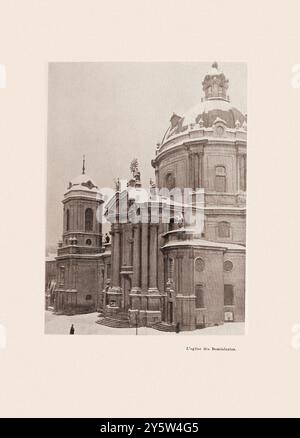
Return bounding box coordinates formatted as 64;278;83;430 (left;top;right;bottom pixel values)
46;63;246;332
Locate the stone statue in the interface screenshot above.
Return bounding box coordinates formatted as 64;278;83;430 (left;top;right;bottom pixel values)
149;178;156;188
114;177;120;191
130;158;139;176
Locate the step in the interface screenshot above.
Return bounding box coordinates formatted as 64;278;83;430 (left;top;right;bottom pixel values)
151;322;176;332
96;317;130;329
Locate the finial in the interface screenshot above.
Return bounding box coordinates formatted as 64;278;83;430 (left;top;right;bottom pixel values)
212;61;218;69
130;158;139;176
150;178;156;188
82;155;86;175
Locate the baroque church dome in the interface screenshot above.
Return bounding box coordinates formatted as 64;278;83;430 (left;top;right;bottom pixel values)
161;62;246;143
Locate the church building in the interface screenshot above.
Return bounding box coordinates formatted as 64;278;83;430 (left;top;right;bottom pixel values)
46;63;246;332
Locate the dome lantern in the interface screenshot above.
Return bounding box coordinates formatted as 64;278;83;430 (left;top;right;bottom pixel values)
202;62;229;102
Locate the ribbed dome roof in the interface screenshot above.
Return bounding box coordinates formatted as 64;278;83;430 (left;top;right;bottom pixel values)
66;157;98;193
66;173;98;193
161;63;245;143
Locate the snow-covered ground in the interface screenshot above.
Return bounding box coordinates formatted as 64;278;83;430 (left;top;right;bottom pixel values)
45;311;245;335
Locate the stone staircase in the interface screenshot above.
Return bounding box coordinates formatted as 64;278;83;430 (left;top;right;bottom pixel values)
96;312;131;329
151;321;176;332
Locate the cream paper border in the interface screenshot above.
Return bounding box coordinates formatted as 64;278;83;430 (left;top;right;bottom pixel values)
0;0;300;418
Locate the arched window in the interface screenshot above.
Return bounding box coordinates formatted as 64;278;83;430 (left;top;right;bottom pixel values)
169;217;175;231
66;209;70;231
85;208;93;231
195;257;205;273
195;284;205;308
218;221;230;238
166;172;175;191
215;166;226;192
224;285;234;306
86;238;92;246
86;294;92;301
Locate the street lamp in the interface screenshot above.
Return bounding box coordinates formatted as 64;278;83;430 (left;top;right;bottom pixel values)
135;309;140;336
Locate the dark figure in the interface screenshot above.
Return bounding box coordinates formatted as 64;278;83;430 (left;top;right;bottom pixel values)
69;324;75;335
175;322;180;334
105;233;110;243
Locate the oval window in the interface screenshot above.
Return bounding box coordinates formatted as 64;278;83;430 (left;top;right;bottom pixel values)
224;260;233;272
195;258;205;272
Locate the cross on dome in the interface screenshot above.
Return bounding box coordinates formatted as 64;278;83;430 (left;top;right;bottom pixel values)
82;154;86;175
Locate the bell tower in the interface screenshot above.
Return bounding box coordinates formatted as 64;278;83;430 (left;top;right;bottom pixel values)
55;158;104;314
61;156;103;252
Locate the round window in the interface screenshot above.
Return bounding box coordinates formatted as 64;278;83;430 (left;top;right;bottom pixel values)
195;258;205;272
224;260;233;272
86;239;92;246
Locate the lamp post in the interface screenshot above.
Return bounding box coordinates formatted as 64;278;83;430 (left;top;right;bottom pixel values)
135;309;140;336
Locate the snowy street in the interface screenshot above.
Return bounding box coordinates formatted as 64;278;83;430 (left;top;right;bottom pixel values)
45;311;245;335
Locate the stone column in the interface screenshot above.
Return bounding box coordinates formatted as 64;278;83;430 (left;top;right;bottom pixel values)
194;153;199;190
148;224;158;292
131;224;141;291
188;150;193;189
141;223;149;292
111;225;121;289
236;151;240;192
199;150;204;188
121;226;126;267
239;154;246;191
157;223;165;293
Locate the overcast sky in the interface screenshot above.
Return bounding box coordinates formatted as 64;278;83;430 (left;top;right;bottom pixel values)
46;62;247;248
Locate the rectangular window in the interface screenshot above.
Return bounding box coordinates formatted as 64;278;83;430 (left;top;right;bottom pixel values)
218;222;230;238
195;284;205;308
215;175;226;192
106;264;111;280
59;267;65;286
224;284;234;306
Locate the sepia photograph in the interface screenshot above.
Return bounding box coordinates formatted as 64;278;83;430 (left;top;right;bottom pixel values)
3;0;300;425
45;62;247;335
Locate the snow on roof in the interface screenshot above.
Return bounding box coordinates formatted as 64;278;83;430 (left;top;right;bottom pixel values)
182;99;234;126
66;173;99;194
46;253;57;262
162;238;245;251
206;66;222;76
